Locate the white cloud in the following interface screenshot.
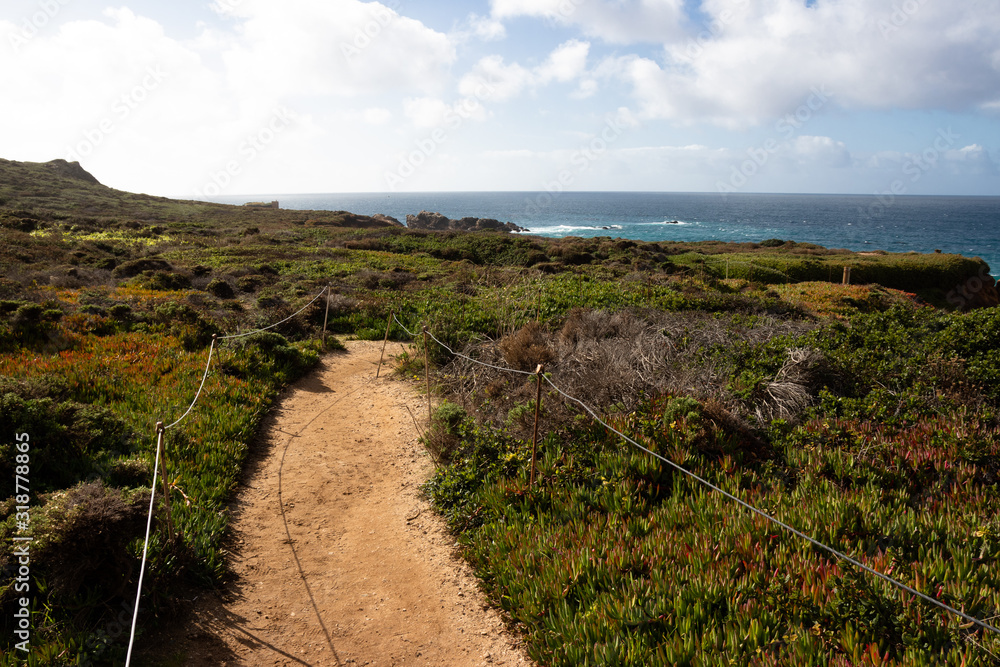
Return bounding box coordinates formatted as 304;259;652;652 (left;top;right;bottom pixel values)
537;39;590;83
0;0;996;196
794;136;851;168
333;107;393;125
598;0;1000;127
458;39;591;102
944;144;996;175
458;55;533;102
490;0;686;44
573;78;599;99
0;8;232;190
0;1;464;194
460;13;506;41
403;97;452;128
362;107;393;125
217;0;456;99
402;95;489;128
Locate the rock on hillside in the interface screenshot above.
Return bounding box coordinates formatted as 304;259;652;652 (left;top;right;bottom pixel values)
372;213;404;227
406;210;526;233
43;159;101;185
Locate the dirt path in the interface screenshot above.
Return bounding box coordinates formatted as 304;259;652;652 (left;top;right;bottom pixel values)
147;340;530;666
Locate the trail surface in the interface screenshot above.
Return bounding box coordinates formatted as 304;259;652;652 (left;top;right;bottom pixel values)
149;340;530;666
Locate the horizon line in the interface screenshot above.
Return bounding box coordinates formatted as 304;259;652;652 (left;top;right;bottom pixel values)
174;190;1000;200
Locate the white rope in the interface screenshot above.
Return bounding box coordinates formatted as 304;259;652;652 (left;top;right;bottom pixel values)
541;375;1000;637
392;314;536;377
124;426;164;667
425;329;536;377
220;286;329;340
707;258;792;281
410;319;1000;637
392;313;418;338
165;337;216;431
123;285;329;662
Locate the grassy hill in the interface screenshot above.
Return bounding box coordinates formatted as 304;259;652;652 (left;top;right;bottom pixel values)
0;157;397;231
0;158;997;665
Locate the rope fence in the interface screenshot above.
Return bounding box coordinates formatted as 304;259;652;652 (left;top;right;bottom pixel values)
704;257;794;282
389;313;1000;640
123;285;332;667
115;290;995;665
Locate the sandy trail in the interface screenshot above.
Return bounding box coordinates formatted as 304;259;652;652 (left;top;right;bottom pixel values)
147;340;529;666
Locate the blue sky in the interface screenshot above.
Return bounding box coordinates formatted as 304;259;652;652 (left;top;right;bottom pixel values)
1;0;998;197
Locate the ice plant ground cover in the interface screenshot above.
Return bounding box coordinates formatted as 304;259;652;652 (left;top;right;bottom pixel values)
0;158;997;664
423;305;1000;666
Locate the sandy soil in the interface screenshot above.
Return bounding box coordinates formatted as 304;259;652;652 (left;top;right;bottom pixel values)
143;340;530;666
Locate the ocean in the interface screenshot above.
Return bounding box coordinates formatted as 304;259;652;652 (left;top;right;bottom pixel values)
206;192;1000;275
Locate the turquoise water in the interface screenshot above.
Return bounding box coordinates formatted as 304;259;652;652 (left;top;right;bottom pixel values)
207;192;1000;274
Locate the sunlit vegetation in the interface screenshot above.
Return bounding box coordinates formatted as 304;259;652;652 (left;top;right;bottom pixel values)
0;158;997;665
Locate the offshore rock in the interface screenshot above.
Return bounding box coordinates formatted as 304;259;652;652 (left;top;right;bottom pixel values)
406;210;526;233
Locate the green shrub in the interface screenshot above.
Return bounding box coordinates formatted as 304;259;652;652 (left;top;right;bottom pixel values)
111;257;172;278
0;482;151;666
0;393;136;497
206;278;235;299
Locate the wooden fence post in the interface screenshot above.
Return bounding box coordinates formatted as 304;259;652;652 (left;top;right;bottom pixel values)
423;325;432;424
155;422;175;541
376;311;393;379
322;285;331;349
529;364;544;486
842;267;851;285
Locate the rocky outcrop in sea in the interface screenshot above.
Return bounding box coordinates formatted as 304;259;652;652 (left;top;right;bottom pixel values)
406;210;526;233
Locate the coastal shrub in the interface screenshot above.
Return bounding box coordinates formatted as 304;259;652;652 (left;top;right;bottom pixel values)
136;270;191;291
500;321;554;371
423;400;468;464
220;332;319;386
0;482;150;665
698;251;988;293
0;393;135;497
358;269;415;290
236;275;261;292
206;277;235;299
111;257;172;278
150;301;218;350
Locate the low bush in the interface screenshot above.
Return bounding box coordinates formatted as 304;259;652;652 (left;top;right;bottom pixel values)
0;482;151;665
0;393;136;497
205;278;235;299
